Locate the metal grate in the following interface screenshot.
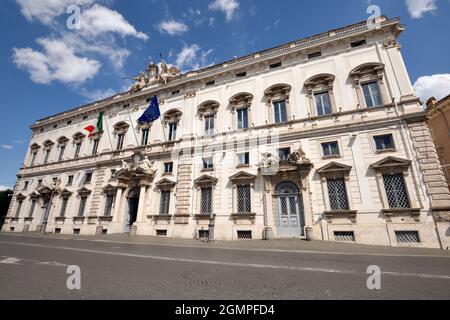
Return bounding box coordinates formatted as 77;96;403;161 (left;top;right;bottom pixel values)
156;230;167;237
102;229;108;235
237;231;252;240
160;191;171;215
199;230;209;240
383;174;410;209
201;187;212;214
334;231;355;242
395;231;420;244
73;229;80;235
237;185;251;213
327;178;349;211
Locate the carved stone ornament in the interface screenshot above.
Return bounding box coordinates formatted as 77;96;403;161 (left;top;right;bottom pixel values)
129;58;181;93
287;148;312;167
115;152;157;180
257;152;279;169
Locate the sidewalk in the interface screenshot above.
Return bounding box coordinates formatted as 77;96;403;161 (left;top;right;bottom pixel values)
2;231;449;257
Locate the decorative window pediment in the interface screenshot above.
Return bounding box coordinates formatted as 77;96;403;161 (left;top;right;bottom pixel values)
59;189;73;198
77;187;92;197
72;132;86;143
16;193;26;201
57;136;69;145
264;84;292;99
350;62;385;82
194;174;218;187
43;140;55;150
30;143;41;151
113;121;130;134
29;192;40;200
304;73;336;92
198;100;220;119
162;109;183;125
229;171;257;183
229;92;254;108
317;162;352;178
38;186;53;195
102;184;117;195
155;178;177;191
369;156;411;173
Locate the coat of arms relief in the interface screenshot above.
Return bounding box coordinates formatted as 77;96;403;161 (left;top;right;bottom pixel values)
128;58;181;93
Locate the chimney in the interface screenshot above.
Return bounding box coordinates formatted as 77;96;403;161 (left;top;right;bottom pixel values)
426;97;437;109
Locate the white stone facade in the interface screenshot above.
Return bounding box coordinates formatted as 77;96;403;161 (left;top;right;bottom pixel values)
3;17;450;249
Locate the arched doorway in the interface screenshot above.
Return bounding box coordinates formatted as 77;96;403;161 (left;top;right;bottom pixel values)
274;181;305;237
126;187;140;230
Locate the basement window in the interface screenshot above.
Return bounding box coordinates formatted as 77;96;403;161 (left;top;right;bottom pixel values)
10;227;15;232
395;231;420;244
237;230;252;240
156;230;167;237
199;230;209;240
102;229;108;235
73;229;81;235
334;231;355;242
351;39;367;48
172;90;180;95
236;72;247;78
308;51;322;60
55;228;61;234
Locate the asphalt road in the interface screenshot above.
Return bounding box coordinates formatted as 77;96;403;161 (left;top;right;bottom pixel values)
0;233;449;300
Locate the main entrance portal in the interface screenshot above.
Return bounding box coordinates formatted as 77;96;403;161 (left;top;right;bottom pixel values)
274;182;305;237
126;187;140;230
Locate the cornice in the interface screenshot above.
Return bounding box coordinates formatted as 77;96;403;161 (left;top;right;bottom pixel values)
30;17;401;130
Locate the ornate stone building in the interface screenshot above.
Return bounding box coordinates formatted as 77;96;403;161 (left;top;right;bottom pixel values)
3;17;450;249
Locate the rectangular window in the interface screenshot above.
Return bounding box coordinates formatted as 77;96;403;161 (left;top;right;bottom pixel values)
15;201;23;218
278;148;291;161
237;152;250;166
327;178;349;211
156;230;167;236
237;230;252;239
237;108;249;129
28;200;36;218
117;134;125;150
44;149;51;164
273;100;288;124
92;139;100;155
30;152;37;166
314;91;332;116
60;198;68;218
23;181;29;190
67;175;74;186
269;62;282;69
383;174;411;209
351;39;366;48
78;197;87;217
201;187;213;215
308;51;322;59
395;231;420;244
164;162;173;174
160;191;171;215
236;72;247;78
374;134;395;152
84;172;93;185
168;123;177;141
141;129;149;146
58;146;66;161
104;195;115;216
362;81;383;108
37;180;42;188
73;229;81;235
334;231;355;242
203;157;214;170
237;185;251;214
205;80;215;87
322;141;340;158
74;143;82;158
204;116;215;136
171;90;180;95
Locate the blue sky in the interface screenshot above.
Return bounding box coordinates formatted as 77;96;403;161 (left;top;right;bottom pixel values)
0;0;449;189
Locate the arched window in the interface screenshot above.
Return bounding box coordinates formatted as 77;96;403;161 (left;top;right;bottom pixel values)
275;182;300;195
113;122;130;151
42;140;55;164
229;92;254;130
264;84;292;124
198;100;220;136
349;63;388;109
304;74;336;117
163;109;183;141
72;132;86;158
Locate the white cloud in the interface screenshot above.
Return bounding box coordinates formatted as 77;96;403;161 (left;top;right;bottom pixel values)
175;44;214;72
413;73;450;102
13;38;101;84
0;185;13;191
80;4;149;40
405;0;437;19
15;0;94;25
209;0;239;21
80;87;116;101
158;20;189;36
1;145;13;150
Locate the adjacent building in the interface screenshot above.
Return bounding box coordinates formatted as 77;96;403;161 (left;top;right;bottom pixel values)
427;95;450;189
3;16;450;249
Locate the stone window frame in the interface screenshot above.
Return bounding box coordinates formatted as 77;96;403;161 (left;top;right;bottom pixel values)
58;189;73;218
264;84;293;125
101;185;117;217
369;157;420;221
113;121;130;151
76;187;91;218
155;178;177;216
349;62;389;109
317;137;343;160
229;92;254;131
370;131;397;154
14;194;26;218
229;172;257;218
316;162;357;223
72;132;86;159
194;174;219;217
198;100;220;136
29;143;41;166
42;140;55;164
304;73;337;117
57;136;69;161
162;109;183;141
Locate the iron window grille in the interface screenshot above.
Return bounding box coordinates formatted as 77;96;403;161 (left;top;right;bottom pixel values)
160;191;171;215
201;187;213;215
395;231;420;243
383;174;411;209
334;231;355;242
327;178;350;211
237;185;252;214
237;230;252;239
199;230;209;240
156;230;167;236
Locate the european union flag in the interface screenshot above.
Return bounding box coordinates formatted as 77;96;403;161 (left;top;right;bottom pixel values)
138;96;160;124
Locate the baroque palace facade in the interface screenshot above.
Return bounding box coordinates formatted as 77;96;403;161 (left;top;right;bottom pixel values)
3;17;450;249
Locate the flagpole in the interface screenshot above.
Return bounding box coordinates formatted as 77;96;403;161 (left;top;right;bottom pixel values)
103;113;114;151
127;109;140;147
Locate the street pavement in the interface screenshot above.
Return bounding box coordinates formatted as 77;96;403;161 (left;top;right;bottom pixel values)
0;232;449;300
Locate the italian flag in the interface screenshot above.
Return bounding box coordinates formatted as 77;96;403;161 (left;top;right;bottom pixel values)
84;112;104;138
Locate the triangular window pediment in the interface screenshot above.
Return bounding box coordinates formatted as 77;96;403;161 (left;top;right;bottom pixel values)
317;162;352;175
194;174;218;186
155;178;177;190
229;171;257;182
370;157;411;170
77;187;92;196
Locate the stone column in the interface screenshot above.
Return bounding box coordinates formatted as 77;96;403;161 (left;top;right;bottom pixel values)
112;187;124;223
136;184;148;223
